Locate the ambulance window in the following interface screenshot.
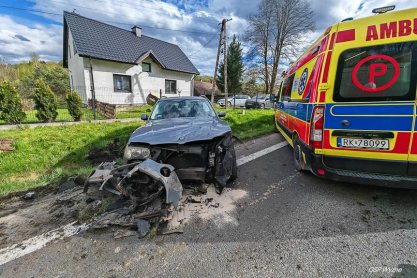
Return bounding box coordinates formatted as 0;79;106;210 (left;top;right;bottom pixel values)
281;74;295;101
334;41;417;102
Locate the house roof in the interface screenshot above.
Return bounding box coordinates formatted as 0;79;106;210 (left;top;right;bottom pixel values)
63;11;199;74
194;81;220;96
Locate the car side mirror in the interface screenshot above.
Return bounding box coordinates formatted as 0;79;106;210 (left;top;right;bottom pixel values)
141;114;149;121
218;111;226;117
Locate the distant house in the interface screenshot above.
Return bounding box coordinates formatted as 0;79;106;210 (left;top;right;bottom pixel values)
193;80;222;99
63;12;199;105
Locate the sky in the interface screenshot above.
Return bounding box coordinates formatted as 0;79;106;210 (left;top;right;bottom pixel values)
0;0;415;75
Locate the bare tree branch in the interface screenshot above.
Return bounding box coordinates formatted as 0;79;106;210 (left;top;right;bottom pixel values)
245;0;314;94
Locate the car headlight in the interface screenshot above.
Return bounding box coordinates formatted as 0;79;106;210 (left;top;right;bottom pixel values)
123;146;151;160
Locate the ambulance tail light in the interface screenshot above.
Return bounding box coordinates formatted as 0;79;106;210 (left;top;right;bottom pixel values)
310;106;324;148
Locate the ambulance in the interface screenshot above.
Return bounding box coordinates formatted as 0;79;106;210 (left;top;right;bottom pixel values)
275;6;417;187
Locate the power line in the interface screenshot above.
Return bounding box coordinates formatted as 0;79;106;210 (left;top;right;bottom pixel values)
187;32;219;58
0;4;217;35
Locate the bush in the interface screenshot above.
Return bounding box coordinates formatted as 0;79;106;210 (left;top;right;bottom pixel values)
34;79;58;122
66;91;83;121
0;81;26;124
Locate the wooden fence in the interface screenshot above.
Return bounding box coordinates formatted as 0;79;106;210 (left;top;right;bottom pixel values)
88;99;116;119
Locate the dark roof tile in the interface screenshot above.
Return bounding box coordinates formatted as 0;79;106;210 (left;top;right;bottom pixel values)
64;11;199;74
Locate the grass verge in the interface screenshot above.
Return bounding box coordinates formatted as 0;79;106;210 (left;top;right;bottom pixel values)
0;108;275;196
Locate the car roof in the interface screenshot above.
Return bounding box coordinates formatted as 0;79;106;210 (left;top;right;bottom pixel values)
158;96;208;101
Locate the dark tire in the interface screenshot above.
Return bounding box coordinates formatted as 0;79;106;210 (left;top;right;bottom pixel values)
293;138;308;171
227;101;232;107
261;103;265;109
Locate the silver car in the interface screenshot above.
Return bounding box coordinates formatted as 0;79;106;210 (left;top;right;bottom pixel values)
245;94;273;109
217;95;251;107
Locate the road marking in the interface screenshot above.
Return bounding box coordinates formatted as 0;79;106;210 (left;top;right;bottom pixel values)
0;222;89;266
237;141;289;166
0;140;289;265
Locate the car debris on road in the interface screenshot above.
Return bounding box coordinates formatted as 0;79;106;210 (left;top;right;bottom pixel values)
82;96;239;237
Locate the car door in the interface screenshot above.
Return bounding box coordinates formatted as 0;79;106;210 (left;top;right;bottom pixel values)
237;95;244;106
322;41;417;176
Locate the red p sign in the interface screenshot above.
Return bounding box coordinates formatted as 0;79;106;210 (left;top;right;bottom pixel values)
352;54;400;93
369;63;387;83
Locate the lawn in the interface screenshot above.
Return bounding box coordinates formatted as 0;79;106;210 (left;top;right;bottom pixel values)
115;105;153;119
0;108;275;196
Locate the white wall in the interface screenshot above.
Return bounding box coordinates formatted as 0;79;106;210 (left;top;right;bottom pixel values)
85;57;194;105
67;30;87;103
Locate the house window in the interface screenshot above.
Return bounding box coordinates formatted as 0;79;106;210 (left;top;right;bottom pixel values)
113;74;132;92
165;80;177;94
142;62;151;72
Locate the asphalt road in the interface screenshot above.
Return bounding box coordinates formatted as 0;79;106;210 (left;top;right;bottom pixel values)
2;133;417;277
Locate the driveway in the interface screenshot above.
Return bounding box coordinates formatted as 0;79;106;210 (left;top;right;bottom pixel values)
1;133;417;277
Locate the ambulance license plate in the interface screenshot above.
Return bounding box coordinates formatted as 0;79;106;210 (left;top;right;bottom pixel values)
337;138;389;150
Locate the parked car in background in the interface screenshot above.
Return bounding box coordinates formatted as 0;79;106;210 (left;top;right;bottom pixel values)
217;95;251;107
245;94;273;109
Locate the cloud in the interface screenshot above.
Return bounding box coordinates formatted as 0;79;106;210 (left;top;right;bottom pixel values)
0;15;62;63
0;0;416;73
14;34;31;42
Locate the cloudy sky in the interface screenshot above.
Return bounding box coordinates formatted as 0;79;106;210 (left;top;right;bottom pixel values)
0;0;414;74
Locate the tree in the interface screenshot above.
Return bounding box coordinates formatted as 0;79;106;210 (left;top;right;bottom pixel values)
246;0;314;94
34;79;58;122
66;91;83;121
217;35;244;97
0;81;26;124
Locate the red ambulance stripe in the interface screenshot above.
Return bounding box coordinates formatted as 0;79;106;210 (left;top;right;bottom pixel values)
321;51;332;83
291;116;309;143
411;135;417;154
319;35;329;53
336;29;355;43
328;33;336;50
310;53;324;103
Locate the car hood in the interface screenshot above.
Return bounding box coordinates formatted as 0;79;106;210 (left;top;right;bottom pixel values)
128;117;231;145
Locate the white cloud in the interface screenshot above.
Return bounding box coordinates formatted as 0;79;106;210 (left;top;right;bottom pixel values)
0;15;62;63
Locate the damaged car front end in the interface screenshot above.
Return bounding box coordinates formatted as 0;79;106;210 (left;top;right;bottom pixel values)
86;97;237;207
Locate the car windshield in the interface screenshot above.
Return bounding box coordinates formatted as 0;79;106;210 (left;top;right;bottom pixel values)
150;99;217;120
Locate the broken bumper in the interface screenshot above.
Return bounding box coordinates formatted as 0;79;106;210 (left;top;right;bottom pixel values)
86;159;183;207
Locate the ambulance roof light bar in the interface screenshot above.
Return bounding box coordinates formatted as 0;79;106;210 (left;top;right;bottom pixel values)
372;5;395;14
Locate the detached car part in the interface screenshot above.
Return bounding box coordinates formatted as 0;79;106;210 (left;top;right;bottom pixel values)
86;159;183;207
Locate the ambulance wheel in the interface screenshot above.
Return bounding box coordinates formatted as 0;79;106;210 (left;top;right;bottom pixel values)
293;138;308;171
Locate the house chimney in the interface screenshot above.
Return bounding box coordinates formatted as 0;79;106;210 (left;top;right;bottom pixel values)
131;25;142;37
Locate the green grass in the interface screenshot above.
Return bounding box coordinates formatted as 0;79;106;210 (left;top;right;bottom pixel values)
220;108;275;139
0;108;275;196
116;105;153;119
0;122;141;196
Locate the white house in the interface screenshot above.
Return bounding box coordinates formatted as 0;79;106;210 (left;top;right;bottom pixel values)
63;12;199;105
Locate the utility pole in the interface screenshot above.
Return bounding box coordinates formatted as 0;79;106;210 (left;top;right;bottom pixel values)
210;26;223;104
223;18;231;108
210;18;232;106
